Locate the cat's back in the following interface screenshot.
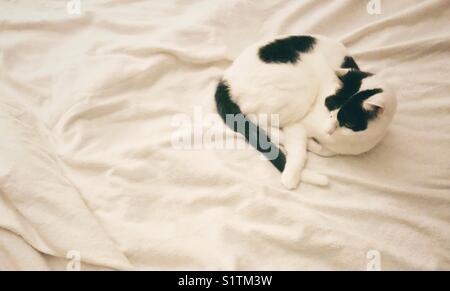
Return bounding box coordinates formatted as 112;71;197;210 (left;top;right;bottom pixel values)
224;37;316;93
223;36;321;124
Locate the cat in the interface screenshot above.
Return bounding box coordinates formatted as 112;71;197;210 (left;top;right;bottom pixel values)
215;34;397;189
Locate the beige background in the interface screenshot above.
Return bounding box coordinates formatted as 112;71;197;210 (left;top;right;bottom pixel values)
0;0;449;270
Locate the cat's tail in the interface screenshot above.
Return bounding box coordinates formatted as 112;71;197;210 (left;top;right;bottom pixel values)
215;79;286;172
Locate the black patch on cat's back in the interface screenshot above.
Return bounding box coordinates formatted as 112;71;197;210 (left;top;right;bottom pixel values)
258;35;316;64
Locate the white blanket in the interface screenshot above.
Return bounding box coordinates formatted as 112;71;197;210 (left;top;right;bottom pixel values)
0;0;449;270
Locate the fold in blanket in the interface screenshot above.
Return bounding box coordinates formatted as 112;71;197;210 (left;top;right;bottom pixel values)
0;0;449;270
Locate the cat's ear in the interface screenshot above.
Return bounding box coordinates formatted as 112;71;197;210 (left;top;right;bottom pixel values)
363;93;385;115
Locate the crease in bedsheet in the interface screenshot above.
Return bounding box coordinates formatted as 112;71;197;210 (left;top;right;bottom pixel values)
0;102;133;270
341;0;448;44
352;35;450;57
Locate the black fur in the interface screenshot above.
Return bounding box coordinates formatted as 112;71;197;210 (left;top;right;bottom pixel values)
341;56;360;70
337;89;383;131
215;80;286;172
258;35;316;64
325;70;373;111
326;60;382;132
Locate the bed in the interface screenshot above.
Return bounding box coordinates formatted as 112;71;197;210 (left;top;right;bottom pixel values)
0;0;449;270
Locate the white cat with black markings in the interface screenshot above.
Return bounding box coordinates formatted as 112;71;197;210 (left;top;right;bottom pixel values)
215;34;396;189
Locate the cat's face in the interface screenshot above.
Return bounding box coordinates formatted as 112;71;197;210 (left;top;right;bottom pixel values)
325;70;392;135
321;76;396;155
336;88;384;132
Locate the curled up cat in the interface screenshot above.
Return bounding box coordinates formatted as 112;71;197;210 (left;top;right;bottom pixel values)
215;34;397;189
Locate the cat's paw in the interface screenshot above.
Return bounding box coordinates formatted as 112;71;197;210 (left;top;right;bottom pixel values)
281;169;301;190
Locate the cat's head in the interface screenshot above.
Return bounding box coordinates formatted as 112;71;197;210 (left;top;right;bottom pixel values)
325;69;397;143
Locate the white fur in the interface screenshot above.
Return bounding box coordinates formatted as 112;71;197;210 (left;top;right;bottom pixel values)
222;35;397;189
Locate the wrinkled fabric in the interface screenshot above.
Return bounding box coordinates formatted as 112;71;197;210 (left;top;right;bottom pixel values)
0;0;449;270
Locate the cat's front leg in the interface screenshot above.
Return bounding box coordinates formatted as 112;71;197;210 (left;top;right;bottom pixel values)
280;123;308;189
307;139;337;157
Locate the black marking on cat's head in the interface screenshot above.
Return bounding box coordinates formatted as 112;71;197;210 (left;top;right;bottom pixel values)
325;69;373;111
341;56;360;70
337;88;384;132
258;35;316;64
337;70;373;97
